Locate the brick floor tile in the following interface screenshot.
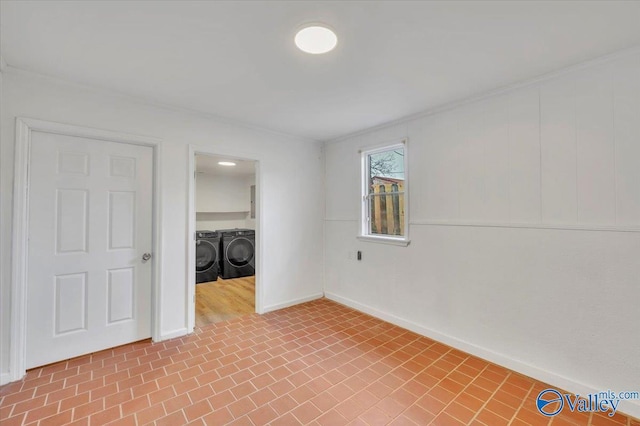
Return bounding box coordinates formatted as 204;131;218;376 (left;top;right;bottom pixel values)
0;298;636;426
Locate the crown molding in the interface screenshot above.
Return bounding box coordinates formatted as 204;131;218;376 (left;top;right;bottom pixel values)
1;64;320;144
325;44;640;145
3;42;639;145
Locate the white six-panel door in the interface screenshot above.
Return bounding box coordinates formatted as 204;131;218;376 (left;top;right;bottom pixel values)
26;131;153;368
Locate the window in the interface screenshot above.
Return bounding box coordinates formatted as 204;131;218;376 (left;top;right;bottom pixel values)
360;140;409;245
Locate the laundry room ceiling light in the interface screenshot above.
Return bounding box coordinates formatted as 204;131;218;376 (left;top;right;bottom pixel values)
218;161;236;166
295;24;337;54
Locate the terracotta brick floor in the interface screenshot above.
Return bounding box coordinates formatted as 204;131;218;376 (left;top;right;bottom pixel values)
1;298;638;426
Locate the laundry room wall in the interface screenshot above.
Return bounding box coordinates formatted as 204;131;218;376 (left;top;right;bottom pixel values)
0;67;325;383
195;173;254;231
323;50;640;417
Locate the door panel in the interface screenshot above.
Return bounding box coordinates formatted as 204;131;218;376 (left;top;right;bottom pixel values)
107;268;135;324
27;131;153;368
108;191;136;249
55;189;89;253
54;272;87;335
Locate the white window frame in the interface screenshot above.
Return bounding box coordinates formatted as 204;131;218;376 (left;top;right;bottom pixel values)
359;139;410;246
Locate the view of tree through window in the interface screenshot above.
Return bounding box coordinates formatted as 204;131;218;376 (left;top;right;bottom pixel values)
365;146;405;236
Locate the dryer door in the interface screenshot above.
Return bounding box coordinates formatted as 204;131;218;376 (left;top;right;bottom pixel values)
196;240;218;272
226;237;254;267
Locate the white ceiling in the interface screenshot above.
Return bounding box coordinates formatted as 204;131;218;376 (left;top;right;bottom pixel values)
195;155;255;177
2;1;640;141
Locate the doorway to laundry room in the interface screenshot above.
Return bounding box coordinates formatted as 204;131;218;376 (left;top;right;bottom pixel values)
192;153;257;327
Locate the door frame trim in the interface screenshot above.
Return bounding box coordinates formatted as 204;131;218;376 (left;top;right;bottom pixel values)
187;145;262;332
10;117;163;381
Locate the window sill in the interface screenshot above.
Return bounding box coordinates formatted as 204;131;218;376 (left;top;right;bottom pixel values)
357;235;411;247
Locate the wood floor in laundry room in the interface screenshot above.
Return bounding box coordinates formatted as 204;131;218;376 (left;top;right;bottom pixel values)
196;276;256;327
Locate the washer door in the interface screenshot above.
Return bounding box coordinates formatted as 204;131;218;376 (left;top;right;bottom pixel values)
226;237;254;267
196;240;218;272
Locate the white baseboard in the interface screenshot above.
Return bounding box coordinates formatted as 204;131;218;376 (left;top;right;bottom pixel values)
262;293;324;314
158;327;190;341
0;372;11;386
324;292;640;420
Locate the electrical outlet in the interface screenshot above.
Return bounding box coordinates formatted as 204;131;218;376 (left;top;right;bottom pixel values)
357;251;362;261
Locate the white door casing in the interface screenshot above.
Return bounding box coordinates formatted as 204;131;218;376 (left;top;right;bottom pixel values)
187;145;263;333
10;118;162;379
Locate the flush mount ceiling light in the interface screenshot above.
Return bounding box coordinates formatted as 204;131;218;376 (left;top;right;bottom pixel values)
295;24;337;54
218;161;236;166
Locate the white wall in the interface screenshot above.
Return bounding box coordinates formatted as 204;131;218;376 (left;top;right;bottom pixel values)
324;51;640;417
0;68;325;380
195;173;252;213
195;173;255;230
